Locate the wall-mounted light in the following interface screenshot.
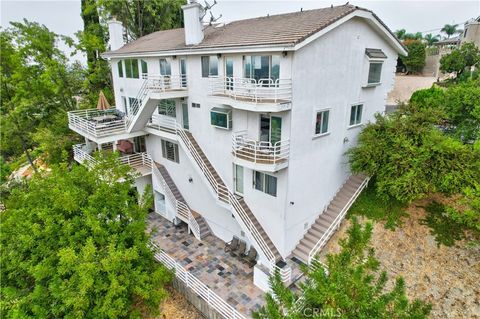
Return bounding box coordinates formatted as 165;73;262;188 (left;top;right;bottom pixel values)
282;51;288;57
120;88;124;92
343;137;349;144
290;201;295;205
188;177;193;183
217;53;222;58
172;55;177;59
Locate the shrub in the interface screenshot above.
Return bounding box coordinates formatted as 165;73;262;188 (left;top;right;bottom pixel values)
401;40;426;73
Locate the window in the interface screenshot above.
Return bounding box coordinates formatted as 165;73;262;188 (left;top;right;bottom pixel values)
122;96;127;114
315;110;330;135
201;56;218;77
210;107;232;129
117;61;124;77
124;59;139;78
192;102;200;108
159;58;171;75
367;62;383;84
141;59;148;75
161;140;179;163
133;136;146;153
349;104;363;126
244;55;281;83
158;99;176;117
254;171;277;197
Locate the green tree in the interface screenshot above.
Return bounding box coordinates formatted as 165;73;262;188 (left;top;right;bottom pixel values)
76;0;113;107
401;40;426;73
394;29;406;40
348;105;480;202
440;42;480;78
441;23;461;38
0;157;171;318
99;0;184;40
424;33;439;46
0;21;83;169
253;218;431;319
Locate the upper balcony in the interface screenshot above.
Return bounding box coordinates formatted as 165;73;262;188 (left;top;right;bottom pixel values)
209;77;292;112
68;108;145;144
142;74;189;100
73;143;152;176
232;131;290;172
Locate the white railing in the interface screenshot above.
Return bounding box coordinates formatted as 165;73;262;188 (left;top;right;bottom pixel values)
152;245;247;319
147;114;178;133
126;74;188;128
232;131;290;165
152;163;201;241
308;177;370;263
73;143;152;174
68;108;127;138
210;77;292;103
146;119;290;281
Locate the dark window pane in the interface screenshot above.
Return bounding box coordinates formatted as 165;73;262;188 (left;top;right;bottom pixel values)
244;56;251;78
201;56;209;77
254;171;262;191
356;105;363;124
209;56;218;76
265;174;277;196
141;60;148;75
315;112;322;134
322;110;329;133
131;59;139;78
118;61;123;77
211;111;228;128
271;55;280;82
350;105;356;126
125;59;132;78
368;62;382;84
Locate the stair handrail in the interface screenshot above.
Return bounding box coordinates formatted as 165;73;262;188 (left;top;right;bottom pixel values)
308;177;370;263
152;163;201;241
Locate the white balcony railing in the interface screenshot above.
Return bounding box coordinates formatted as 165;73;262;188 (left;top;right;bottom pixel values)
73;144;152;173
68;108;127;139
232;131;290;165
126;74;188;128
152;245;247;319
210;77;292;104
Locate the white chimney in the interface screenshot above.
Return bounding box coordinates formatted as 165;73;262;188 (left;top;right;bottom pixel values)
107;18;124;51
182;1;204;45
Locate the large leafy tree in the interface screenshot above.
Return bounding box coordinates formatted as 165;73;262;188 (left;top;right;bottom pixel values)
0;157;171;318
76;0;113;106
253;218;431;318
348;104;480;203
99;0;184;40
0;21;83;167
401;40;426;73
440;42;480;78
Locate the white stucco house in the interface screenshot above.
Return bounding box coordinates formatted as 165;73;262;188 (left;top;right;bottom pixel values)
68;1;406;295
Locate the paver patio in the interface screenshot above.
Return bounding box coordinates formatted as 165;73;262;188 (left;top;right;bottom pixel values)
147;213;266;317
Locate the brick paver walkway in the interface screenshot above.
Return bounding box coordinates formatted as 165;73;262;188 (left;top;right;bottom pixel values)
147;213;266;317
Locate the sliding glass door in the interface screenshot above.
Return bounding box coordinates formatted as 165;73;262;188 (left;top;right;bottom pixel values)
243;55;280;84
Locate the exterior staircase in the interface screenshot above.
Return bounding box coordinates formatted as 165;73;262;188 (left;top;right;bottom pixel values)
292;175;369;263
153;162;211;240
177;129;282;263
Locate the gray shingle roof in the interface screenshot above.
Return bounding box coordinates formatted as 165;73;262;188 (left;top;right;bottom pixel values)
106;4;403;56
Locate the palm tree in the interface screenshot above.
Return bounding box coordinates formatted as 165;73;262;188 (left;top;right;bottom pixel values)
394;29;406;40
424;33;440;46
441;24;459;38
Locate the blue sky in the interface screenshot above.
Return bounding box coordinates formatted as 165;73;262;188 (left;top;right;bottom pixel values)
1;0;479;64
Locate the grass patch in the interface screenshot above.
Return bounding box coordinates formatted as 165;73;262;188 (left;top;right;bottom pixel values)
347;184;408;230
420;201;466;247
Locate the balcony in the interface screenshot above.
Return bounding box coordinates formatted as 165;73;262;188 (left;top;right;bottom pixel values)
232;131;289;172
209;77;292;112
68;108;145;143
73;143;152;176
143;74;189;100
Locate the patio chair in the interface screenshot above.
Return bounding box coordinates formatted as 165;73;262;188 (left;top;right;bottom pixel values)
224;236;239;253
230;239;246;257
242;247;257;268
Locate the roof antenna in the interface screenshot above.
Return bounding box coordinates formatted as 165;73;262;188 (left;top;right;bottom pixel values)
300;7;303;12
331;4;333;8
209;11;222;26
346;1;349;4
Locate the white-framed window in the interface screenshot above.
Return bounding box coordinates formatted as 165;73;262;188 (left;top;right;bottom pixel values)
364;48;386;86
158;99;176;117
141;59;148;75
201;56;218;77
314;109;330;136
349;104;363;127
159;58;171;75
243;55;281;83
254;171;277;197
117;61;124;78
210;107;232;130
161;140;179;163
367;62;383;85
124;59;139;78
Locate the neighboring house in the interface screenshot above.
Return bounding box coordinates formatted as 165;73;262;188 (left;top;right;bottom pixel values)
462;16;480;48
68;1;405;297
